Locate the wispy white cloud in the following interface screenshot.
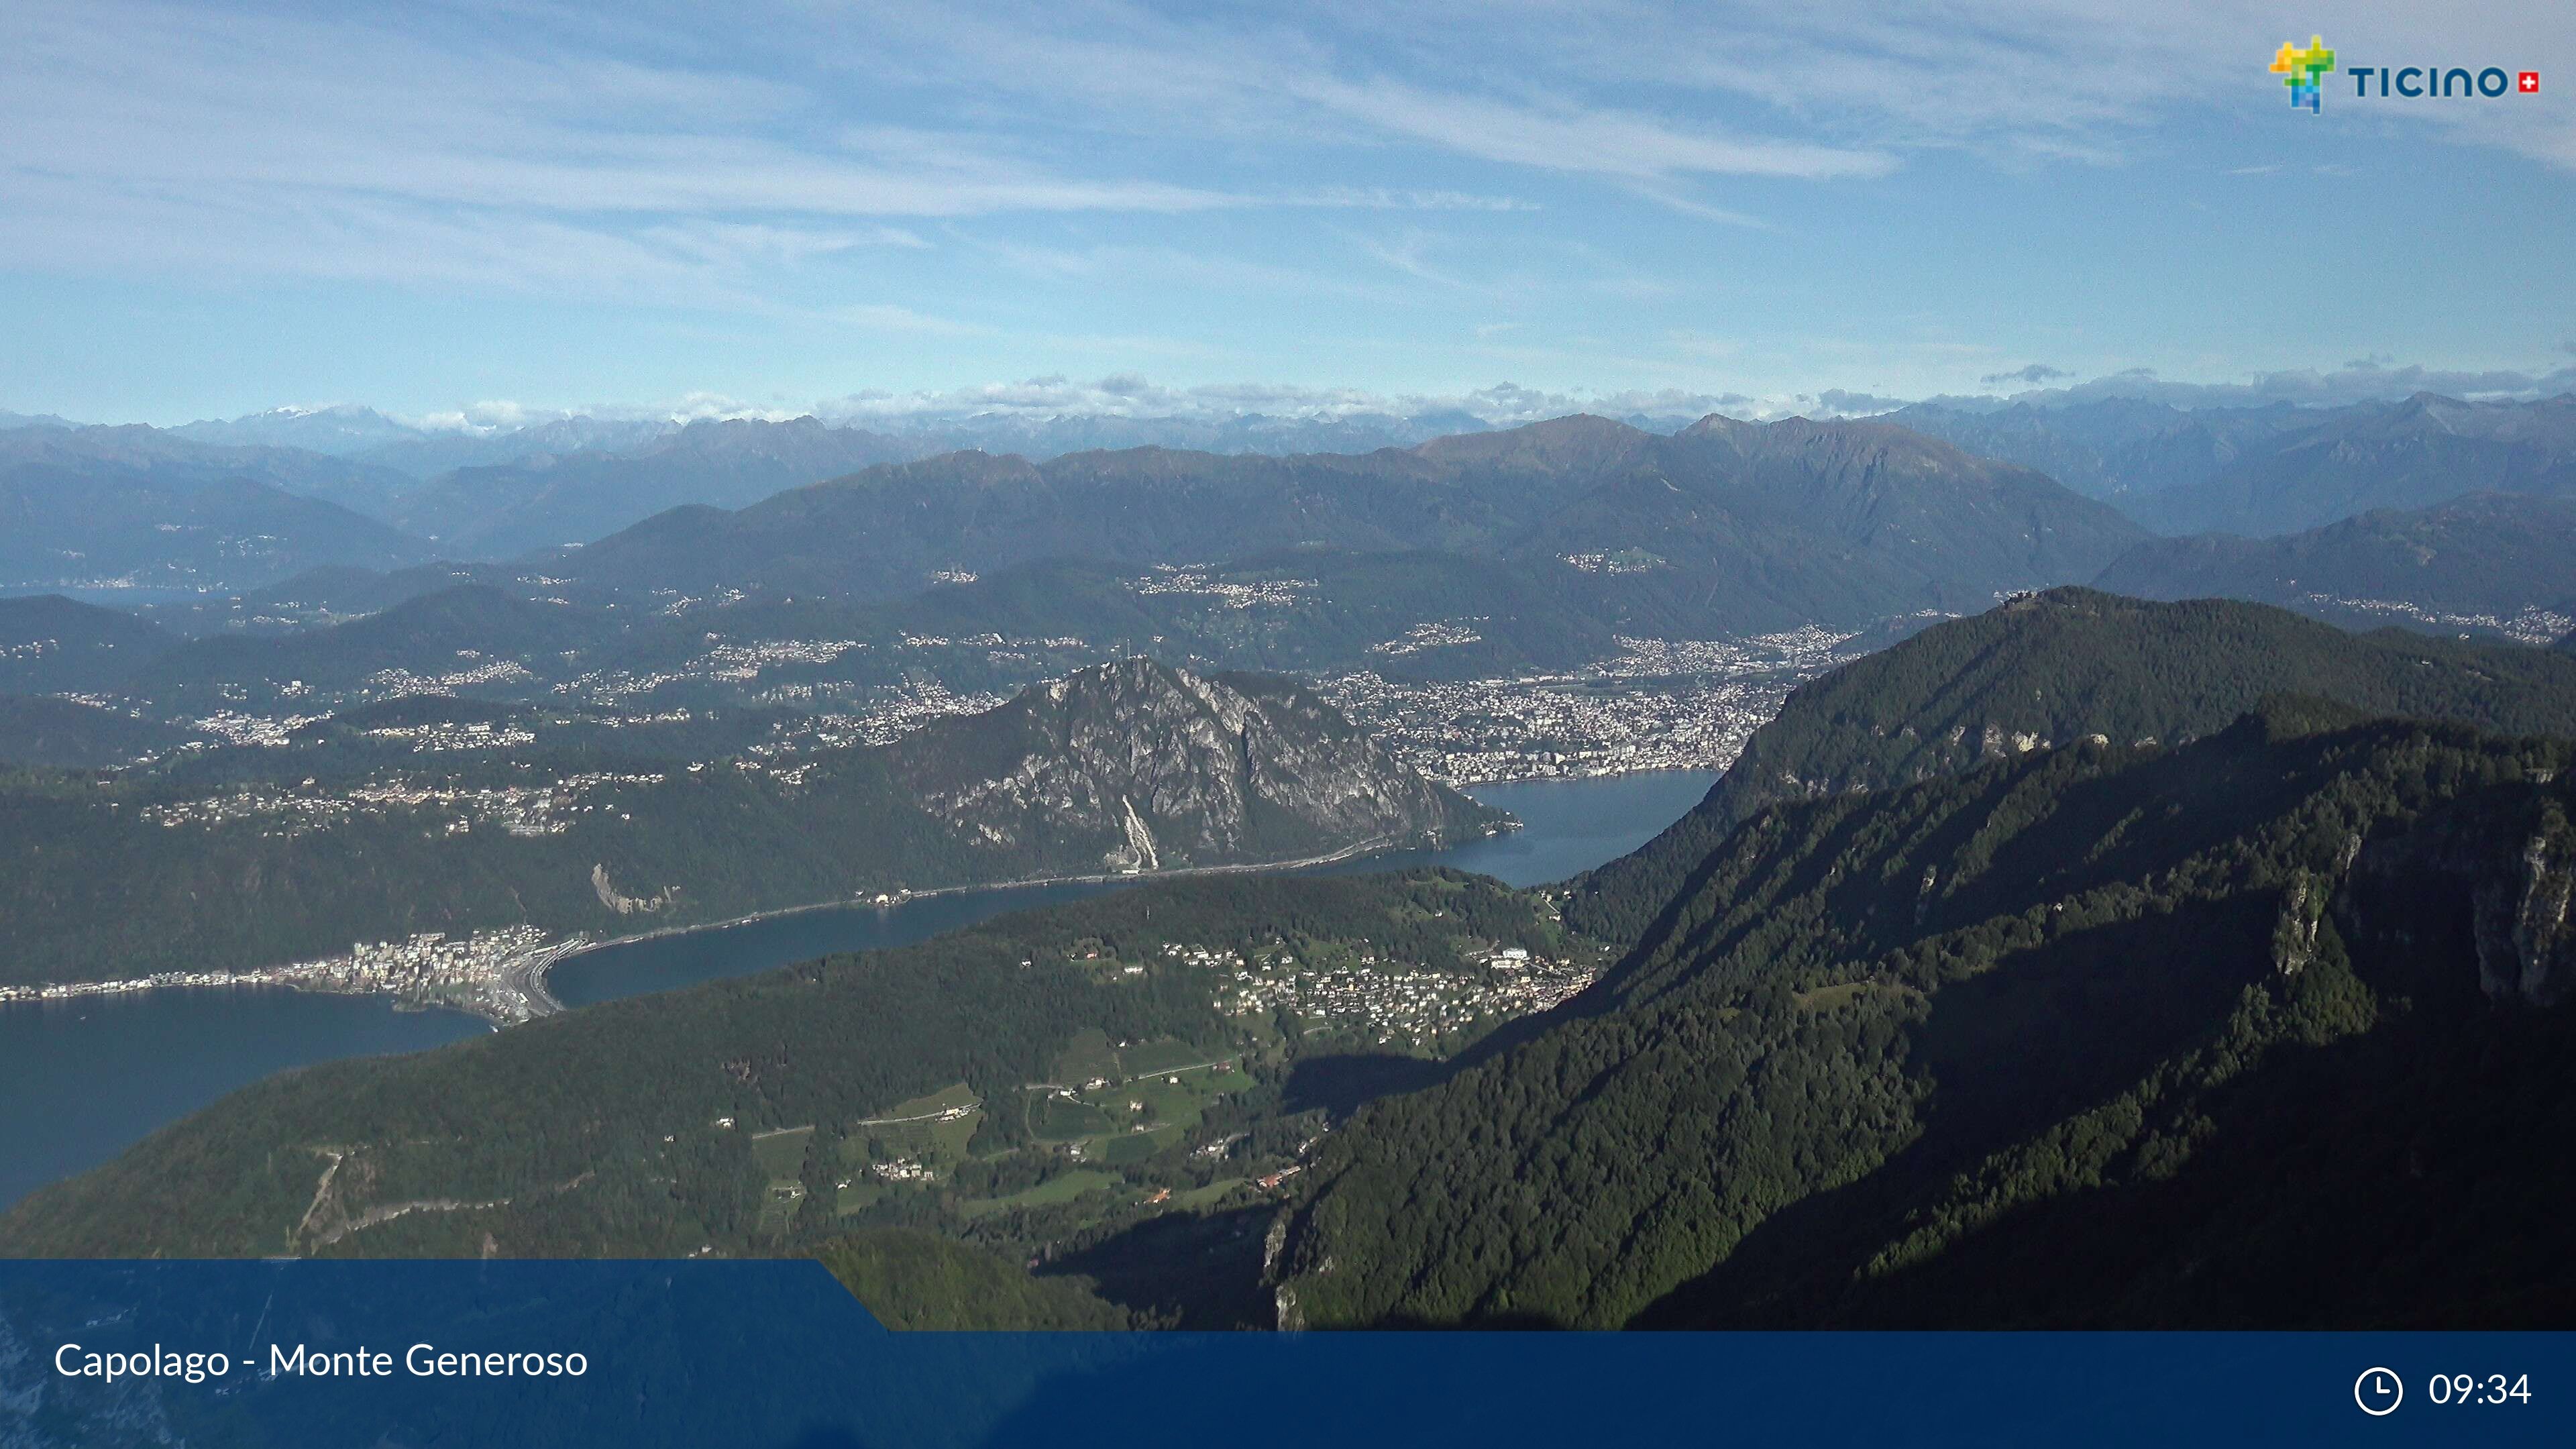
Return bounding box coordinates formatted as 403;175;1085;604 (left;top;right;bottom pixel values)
11;0;2565;307
1270;70;1890;182
154;352;2576;443
2002;360;2576;409
810;374;1766;427
4;0;2569;423
834;304;998;338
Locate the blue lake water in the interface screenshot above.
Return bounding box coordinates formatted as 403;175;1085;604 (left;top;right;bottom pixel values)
552;770;1717;1006
0;770;1714;1210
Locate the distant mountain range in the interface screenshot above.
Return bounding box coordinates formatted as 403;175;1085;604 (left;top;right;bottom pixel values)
2139;393;2576;536
1900;392;2576;537
1890;396;2316;501
15;396;2576;649
1;421;417;515
551;414;2145;633
2095;493;2576;642
0;427;436;592
153;401;1517;474
161;405;679;478
387;417;920;556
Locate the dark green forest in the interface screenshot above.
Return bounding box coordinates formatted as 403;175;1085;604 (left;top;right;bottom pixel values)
0;869;1571;1329
812;1228;1132;1330
1275;705;2576;1328
1565;588;2576;944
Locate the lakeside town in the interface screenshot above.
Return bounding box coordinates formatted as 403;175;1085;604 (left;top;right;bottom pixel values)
0;924;589;1026
1164;934;1604;1054
0;618;1882;1022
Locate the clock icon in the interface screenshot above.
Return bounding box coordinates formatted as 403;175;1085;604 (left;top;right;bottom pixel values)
2356;1367;2404;1416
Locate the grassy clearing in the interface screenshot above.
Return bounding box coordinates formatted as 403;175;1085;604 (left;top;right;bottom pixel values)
849;1083;983;1165
871;1082;979;1120
1029;1095;1113;1141
955;1170;1118;1220
755;1179;808;1237
1173;1179;1245;1211
1792;981;1909;1012
751;1125;815;1179
1122;1038;1210;1076
1049;1027;1119;1085
1089;1123;1182;1165
1136;1082;1205;1133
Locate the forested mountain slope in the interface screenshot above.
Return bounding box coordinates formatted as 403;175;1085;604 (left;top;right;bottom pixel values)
1564;590;2576;943
812;1229;1132;1330
1275;706;2576;1328
388;416;917;557
0;659;1498;987
1889;397;2312;503
2094;493;2576;642
2131;393;2576;537
551;413;2144;633
0;426;436;589
1896;393;2576;538
0;695;190;770
0;869;1578;1331
0;593;178;692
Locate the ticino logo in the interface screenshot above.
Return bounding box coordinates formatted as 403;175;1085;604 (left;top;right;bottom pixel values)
2271;34;2539;113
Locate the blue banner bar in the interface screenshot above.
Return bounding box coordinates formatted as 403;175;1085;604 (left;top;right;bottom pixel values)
1;1260;2565;1448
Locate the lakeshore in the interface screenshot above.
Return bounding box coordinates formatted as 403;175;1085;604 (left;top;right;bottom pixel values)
540;824;1485;998
0;824;1501;1028
0;771;1715;1211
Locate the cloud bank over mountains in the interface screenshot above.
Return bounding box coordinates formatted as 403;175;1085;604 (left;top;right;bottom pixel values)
1923;360;2576;414
308;357;2576;439
16;355;2576;462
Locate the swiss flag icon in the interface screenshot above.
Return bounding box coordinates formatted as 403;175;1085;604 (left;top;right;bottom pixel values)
2520;71;2540;93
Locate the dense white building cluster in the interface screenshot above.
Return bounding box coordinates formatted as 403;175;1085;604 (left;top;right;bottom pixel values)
690;637;863;680
1163;939;1597;1051
1319;672;1760;784
187;710;327;747
0;923;583;1024
1128;565;1313;608
748;682;1014;749
1369;619;1487;656
1558;550;1664;575
364;657;535;694
2304;595;2574;647
1316;628;1872;783
134;771;663;838
360;720;539;751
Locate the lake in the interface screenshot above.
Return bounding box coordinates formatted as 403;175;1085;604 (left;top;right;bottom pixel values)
0;769;1714;1210
551;770;1717;1006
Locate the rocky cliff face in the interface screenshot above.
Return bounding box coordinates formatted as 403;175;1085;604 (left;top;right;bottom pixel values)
2344;782;2576;1008
883;658;1503;873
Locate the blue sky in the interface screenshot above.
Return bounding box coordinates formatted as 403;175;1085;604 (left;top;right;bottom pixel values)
4;0;2572;427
